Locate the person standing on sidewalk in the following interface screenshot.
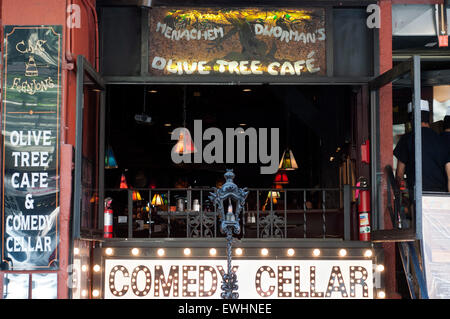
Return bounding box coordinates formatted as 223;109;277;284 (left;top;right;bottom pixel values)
394;100;450;193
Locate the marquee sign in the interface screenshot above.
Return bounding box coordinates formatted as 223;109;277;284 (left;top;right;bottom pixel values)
104;259;373;299
149;8;326;76
1;26;62;270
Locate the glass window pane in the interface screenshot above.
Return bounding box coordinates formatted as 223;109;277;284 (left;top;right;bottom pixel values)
3;273;29;299
31;273;57;299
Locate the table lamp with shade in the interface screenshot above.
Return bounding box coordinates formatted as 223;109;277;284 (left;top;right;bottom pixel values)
151;193;164;206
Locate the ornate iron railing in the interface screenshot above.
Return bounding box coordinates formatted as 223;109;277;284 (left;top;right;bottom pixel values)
99;186;354;240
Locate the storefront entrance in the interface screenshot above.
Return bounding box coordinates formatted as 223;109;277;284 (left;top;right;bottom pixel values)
68;4;382;299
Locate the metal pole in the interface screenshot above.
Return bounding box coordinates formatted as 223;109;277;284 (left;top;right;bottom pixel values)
128;190;133;238
370;89;382;231
72;56;84;239
343;185;351;240
412;55;423;240
412;55;429;299
98;89;106;232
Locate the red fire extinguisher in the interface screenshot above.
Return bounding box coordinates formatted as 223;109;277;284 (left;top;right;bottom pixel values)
357;177;371;241
104;197;113;238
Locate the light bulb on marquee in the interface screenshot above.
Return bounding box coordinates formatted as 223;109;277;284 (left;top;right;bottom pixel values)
105;248;113;256
157;248;165;257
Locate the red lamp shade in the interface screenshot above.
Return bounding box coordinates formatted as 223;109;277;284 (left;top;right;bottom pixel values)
119;173;128;189
274;172;289;184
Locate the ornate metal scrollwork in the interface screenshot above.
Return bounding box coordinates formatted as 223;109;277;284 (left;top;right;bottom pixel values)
259;212;285;238
187;212;216;238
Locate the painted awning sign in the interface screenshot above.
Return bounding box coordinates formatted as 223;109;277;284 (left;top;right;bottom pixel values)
1;26;62;270
104;259;373;299
149;8;326;76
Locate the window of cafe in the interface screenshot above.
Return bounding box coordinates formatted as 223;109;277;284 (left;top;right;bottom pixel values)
98;84;363;240
75;4;376;242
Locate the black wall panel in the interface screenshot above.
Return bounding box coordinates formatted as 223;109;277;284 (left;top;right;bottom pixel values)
333;8;374;77
100;7;142;76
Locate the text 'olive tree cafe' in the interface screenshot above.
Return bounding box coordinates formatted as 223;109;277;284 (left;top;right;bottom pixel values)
1;0;415;299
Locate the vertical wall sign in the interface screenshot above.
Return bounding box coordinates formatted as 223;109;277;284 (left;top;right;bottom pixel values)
1;26;62;270
149;8;326;76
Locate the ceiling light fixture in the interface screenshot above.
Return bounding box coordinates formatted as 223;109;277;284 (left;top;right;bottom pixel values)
274;172;289;184
119;173;128;189
279;148;298;170
105;145;118;169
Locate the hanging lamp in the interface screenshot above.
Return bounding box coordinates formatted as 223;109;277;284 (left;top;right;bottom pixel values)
174;86;197;154
119;173;128;189
278;148;298;170
274;171;289;184
105;145;118;169
105;92;118;169
174;128;197;154
278;103;298;171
